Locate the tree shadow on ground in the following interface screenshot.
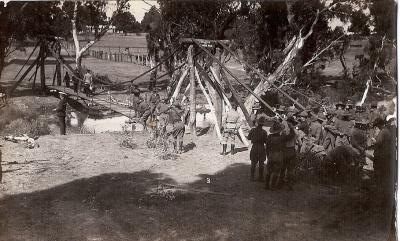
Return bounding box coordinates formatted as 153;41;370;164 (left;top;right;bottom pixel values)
0;164;394;241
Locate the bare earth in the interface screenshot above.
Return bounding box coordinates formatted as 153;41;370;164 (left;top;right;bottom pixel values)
0;131;392;241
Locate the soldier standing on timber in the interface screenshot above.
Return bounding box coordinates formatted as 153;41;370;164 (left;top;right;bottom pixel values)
63;72;70;88
83;70;93;96
221;102;241;155
56;92;68;135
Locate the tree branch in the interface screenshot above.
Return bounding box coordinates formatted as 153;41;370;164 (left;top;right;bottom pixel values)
303;34;345;67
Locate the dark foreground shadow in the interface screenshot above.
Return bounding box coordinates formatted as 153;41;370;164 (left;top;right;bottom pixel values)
0;164;394;241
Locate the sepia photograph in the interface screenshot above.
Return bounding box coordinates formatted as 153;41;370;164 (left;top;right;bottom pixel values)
0;0;397;240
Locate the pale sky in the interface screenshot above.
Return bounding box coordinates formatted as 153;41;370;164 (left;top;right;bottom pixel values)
106;0;159;22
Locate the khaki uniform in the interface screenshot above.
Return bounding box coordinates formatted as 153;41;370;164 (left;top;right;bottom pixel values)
222;109;241;145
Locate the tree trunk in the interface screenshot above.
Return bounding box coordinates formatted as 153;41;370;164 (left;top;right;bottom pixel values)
244;10;321;112
39;42;46;95
188;45;196;135
0;38;6;80
56;45;62;86
71;3;81;71
339;52;348;78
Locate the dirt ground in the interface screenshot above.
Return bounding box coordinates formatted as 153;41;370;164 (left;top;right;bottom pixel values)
0;127;394;241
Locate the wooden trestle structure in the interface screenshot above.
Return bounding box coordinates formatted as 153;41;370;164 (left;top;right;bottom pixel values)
9;37;314;146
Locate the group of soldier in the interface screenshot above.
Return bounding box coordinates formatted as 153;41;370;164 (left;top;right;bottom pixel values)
220;98;397;196
63;70;94;96
128;85;187;154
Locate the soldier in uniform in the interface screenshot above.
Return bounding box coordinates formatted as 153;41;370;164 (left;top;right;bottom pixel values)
335;101;346;117
56;92;68;135
155;97;171;136
130;84;141;97
350;118;369;165
83;70;93;96
372;116;397;206
265;120;294;190
297;110;310;135
309;113;325;145
168;101;186;154
281;115;297;190
221;102;241;155
137;98;151;128
63;72;70;88
247;116;268;182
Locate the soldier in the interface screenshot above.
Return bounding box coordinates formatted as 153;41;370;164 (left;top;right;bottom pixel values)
265;120;294;190
247;116;268;182
335;101;346;117
155;97;171;136
281;115;298;190
63;72;70;88
130;84;141;97
221;102;241;155
56;92;68;135
297;110;310;135
334;113;352;147
309;113;325;145
83;70;93;96
168;101;185;154
137;98;151;128
372;116;397;206
350;118;369;164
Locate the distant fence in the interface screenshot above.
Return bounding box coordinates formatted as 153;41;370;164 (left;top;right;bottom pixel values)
88;50;150;67
63;41;150;67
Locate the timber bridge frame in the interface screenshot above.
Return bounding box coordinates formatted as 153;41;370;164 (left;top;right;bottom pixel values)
9;37;318;145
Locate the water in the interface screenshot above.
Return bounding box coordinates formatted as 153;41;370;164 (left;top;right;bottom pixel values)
70;112;131;133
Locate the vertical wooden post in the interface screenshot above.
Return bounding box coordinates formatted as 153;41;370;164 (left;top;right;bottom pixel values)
212;48;223;128
52;66;57;86
56;43;62;86
56;63;61;86
188;45;196;135
39;41;46;94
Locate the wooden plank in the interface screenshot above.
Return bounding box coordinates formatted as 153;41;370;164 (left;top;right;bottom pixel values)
199;65;249;146
13;42;39;80
170;68;188;103
194;67;222;140
216;67;253;127
8;56;40;96
188;45;196;134
191;38;283;120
